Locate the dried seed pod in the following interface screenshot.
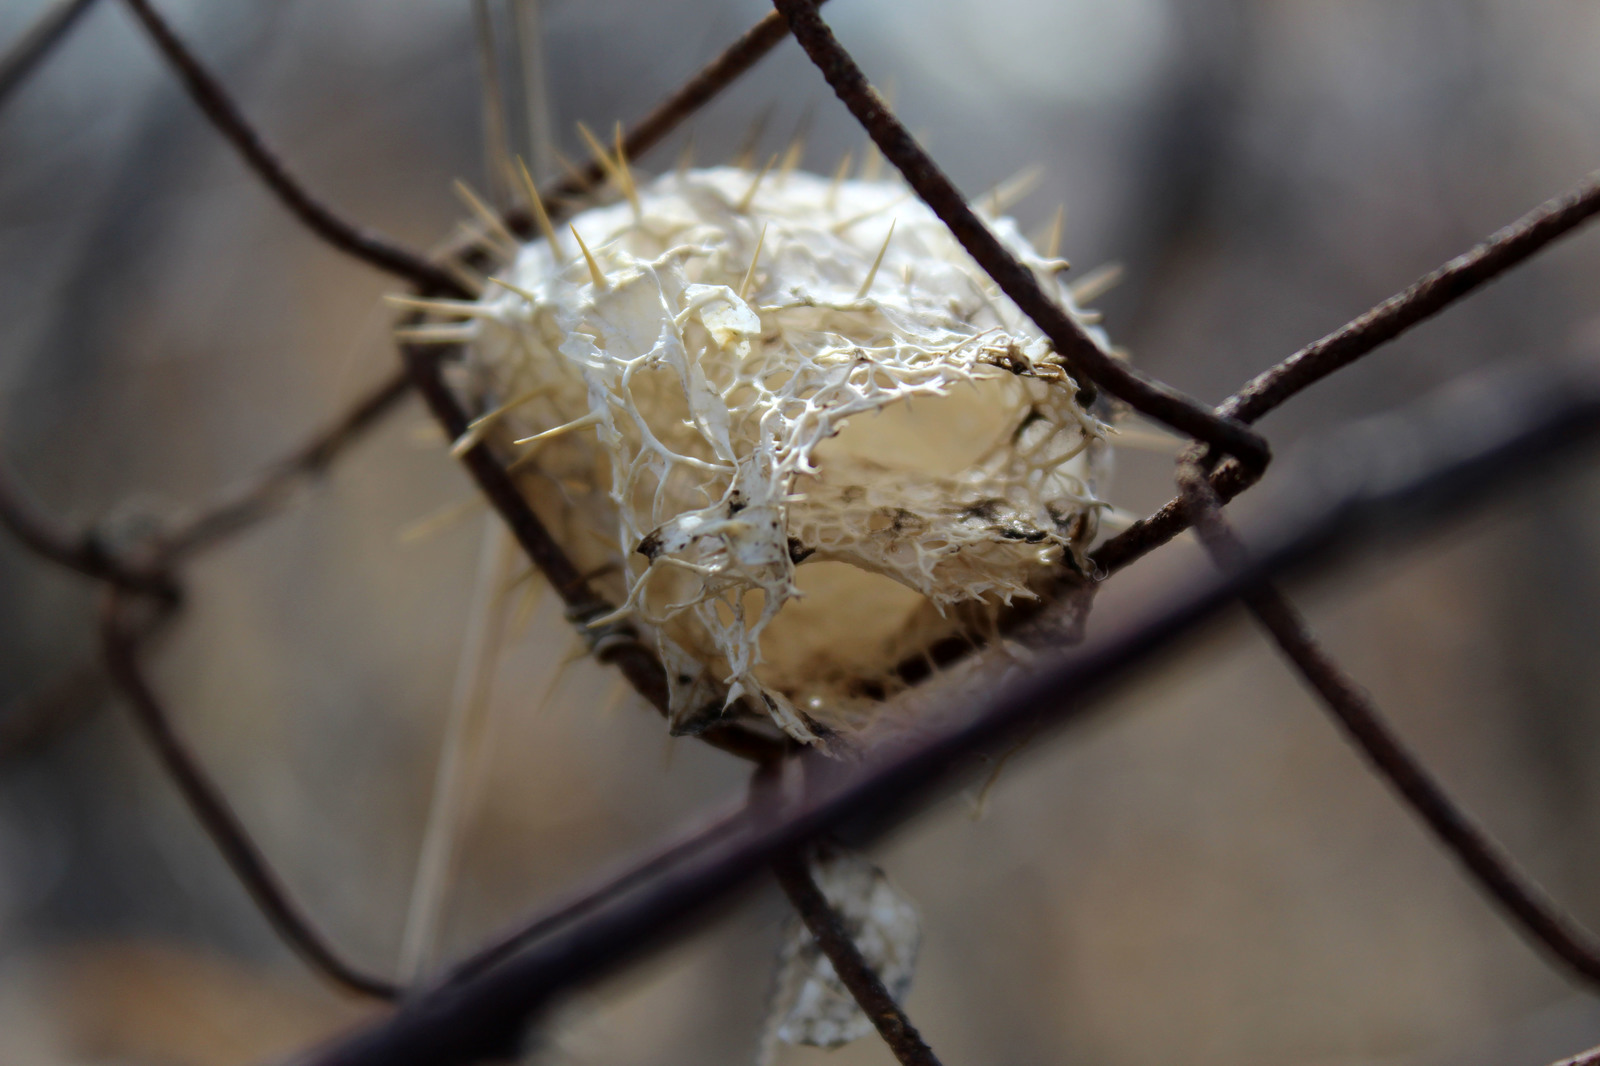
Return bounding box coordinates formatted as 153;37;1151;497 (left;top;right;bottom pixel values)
456;166;1113;741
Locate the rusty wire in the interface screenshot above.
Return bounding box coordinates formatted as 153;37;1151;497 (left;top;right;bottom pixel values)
118;0;470;298
294;355;1600;1066
525;3;829;214
770;0;1270;469
3;1;1600;1065
0;0;101;104
0;0;819;1012
1092;169;1600;577
772;850;943;1066
100;588;403;1001
1177;461;1600;988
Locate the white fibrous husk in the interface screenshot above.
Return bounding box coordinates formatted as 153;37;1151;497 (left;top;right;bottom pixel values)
764;847;921;1052
457;166;1114;742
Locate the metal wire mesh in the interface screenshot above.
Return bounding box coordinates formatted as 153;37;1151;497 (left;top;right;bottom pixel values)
3;2;1600;1065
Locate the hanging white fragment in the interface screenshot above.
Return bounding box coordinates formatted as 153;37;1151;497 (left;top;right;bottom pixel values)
766;847;921;1050
458;165;1115;741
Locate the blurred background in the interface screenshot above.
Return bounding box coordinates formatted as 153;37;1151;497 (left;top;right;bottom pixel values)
2;0;1600;1063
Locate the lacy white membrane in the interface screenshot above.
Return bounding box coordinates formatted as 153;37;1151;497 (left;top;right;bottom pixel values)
460;167;1113;741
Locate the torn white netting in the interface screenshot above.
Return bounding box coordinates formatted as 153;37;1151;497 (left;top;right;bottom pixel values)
457;166;1114;741
765;847;920;1053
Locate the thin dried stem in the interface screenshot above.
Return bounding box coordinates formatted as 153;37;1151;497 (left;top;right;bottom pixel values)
470;0;517;210
99;588;401;1000
0;0;101;105
770;0;1269;470
510;0;556;181
1177;462;1600;990
399;519;514;982
118;0;470;297
773;851;944;1066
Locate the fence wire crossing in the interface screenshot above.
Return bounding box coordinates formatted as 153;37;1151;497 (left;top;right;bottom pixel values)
1;2;1600;1065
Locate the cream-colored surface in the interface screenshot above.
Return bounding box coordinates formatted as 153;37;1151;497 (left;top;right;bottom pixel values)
463;168;1110;738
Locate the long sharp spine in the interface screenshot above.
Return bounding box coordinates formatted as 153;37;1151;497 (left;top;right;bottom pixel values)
856;220;896;300
740;223;769;300
737;154;778;213
515;156;566;263
570;225;608;290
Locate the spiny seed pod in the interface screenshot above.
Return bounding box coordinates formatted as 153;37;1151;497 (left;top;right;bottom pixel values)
447;165;1115;743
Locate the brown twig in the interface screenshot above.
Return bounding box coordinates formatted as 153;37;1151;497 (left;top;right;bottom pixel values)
769;0;1269;470
1176;461;1600;989
99;587;401;1001
772;851;944;1066
157;368;413;560
0;0;101;105
117;0;470;298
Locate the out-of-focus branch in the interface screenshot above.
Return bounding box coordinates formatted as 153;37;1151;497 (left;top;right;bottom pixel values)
0;364;407;759
769;0;1269;470
3;366;407;578
0;0;101;105
0;660;108;763
1176;461;1600;990
773;851;944;1066
99;588;401;1001
117;0;470;297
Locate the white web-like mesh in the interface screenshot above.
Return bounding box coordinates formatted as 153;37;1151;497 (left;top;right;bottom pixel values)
456;167;1114;742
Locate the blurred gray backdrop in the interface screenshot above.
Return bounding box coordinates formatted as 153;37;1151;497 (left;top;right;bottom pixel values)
2;0;1600;1063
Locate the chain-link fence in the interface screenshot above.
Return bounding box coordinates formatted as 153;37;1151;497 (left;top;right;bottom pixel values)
4;2;1600;1065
